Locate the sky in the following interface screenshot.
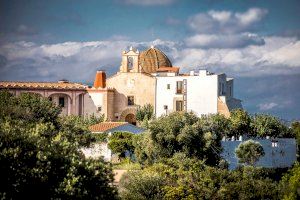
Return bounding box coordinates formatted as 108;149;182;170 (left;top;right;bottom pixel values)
0;0;300;120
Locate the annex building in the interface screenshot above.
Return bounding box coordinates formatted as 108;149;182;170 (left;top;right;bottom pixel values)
0;46;242;124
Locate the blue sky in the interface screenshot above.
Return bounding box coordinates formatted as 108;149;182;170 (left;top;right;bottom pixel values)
0;0;300;120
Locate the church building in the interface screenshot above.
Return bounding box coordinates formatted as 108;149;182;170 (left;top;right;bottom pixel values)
0;46;242;124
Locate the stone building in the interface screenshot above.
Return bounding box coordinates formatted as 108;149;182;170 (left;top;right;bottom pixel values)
0;46;242;123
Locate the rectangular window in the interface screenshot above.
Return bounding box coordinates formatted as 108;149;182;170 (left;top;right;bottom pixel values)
97;106;102;112
164;105;168;110
167;84;170;89
176;81;183;94
176;100;183;111
59;97;65;107
128;96;134;106
222;83;226;95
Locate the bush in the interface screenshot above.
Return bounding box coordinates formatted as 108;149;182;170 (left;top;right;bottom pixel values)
235;140;265;166
0;91;118;199
119;170;165;200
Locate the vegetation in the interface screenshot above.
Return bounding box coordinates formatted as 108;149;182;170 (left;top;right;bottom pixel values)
119;154;282;200
291;121;300;158
0;91;118;199
279;162;300;199
1;90;299;199
108;131;135;160
251;114;292;138
235;140;265;166
136;104;154;128
136;104;154;122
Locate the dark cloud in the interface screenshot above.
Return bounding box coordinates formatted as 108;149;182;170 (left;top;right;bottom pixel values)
235;74;300;120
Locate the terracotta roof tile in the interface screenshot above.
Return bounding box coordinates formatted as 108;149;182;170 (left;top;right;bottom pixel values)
0;81;87;90
89;122;128;132
156;67;179;73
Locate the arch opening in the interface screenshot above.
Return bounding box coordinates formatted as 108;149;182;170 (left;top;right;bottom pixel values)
125;113;136;125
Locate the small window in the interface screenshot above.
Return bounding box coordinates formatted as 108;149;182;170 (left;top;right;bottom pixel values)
48;97;52;101
167;84;170;90
175;100;183;111
59;97;65;107
97;106;102;112
176;81;183;94
164;105;168;110
128;96;134;106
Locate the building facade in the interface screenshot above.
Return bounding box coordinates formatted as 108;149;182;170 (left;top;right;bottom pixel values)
221;137;297;169
0;46;242;123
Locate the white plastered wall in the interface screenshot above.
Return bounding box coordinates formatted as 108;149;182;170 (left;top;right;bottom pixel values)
155;73;219;117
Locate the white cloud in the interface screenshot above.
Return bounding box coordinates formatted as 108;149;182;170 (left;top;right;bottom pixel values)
188;8;268;34
184;33;264;48
123;0;175;6
258;102;278;111
0;36;300;82
235;8;268;26
175;36;300;76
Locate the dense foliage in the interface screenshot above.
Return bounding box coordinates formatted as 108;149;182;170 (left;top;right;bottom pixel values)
0;91;118;199
119;154;283;200
136;104;154;122
1;90;298;199
235;140;265;166
108;132;135;159
279;162;300;199
136;112;222;166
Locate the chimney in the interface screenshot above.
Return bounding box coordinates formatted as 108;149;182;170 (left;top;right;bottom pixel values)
94;70;106;88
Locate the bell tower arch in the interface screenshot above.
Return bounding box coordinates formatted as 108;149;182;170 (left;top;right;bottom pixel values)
120;46;140;73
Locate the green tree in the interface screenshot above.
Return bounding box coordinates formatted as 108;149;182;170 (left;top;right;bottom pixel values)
0;91;118;199
235;140;265;166
136;104;154;122
229;109;251;137
108;131;135;159
133;131;160;165
251;114;292;138
291;121;300;159
147;112;221;165
119;170;165;200
279;162;300;200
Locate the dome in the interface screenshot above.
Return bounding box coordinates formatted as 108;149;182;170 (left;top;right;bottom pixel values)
139;46;172;73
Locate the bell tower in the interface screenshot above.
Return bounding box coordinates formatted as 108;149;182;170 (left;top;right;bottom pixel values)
120;46;140;73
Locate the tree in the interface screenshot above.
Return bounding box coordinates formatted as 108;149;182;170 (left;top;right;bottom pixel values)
119;170;165;200
133;131;160;166
0;91;118;199
251;114;292;138
136;104;154;122
229;109;251;137
235;140;265;166
147;112;221;165
291;121;300;159
108;131;135;160
279;162;300;200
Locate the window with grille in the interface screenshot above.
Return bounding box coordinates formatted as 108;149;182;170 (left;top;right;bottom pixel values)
176;81;183;94
176;100;183;111
128;96;134;106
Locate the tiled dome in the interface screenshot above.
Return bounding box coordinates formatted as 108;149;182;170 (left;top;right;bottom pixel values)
139;46;172;73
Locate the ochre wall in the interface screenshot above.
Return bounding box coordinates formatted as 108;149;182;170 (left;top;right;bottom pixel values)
106;72;156;121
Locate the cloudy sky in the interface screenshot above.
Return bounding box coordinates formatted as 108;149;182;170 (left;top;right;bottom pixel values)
0;0;300;120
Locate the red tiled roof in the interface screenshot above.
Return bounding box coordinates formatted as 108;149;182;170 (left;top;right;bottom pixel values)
156;67;179;73
0;81;87;90
89;122;128;132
